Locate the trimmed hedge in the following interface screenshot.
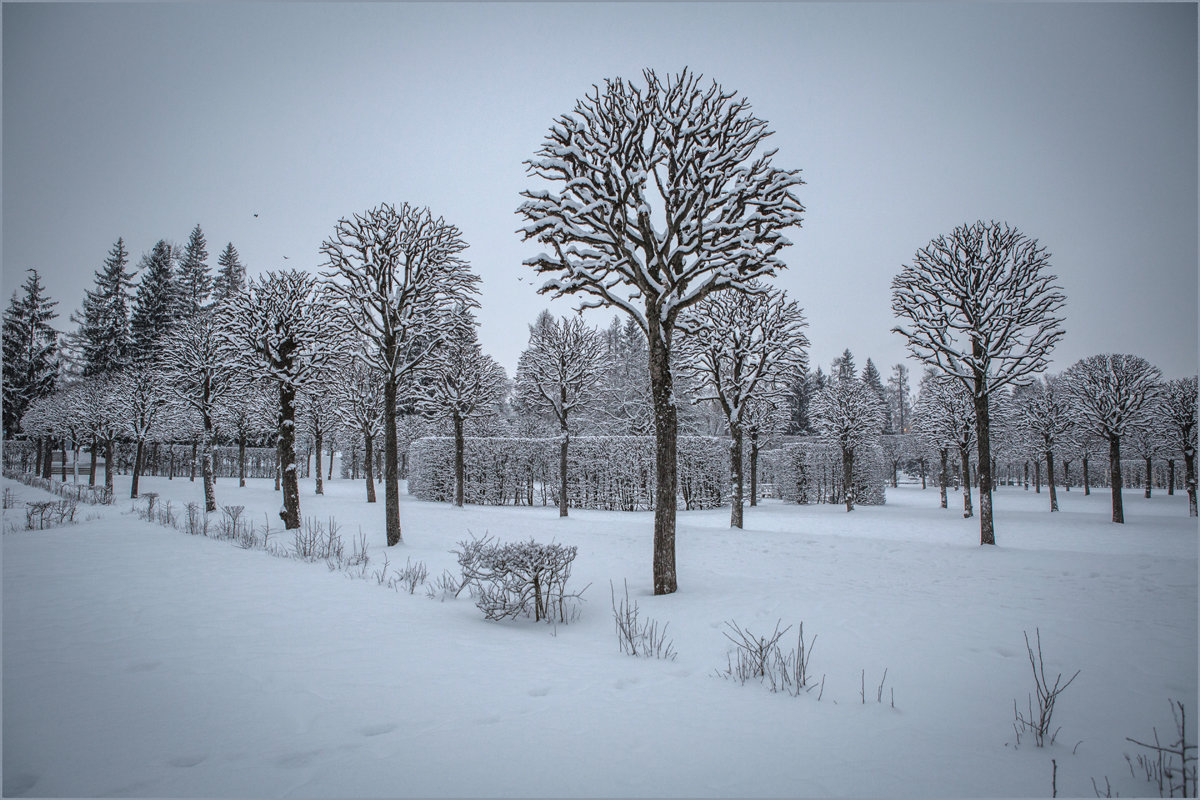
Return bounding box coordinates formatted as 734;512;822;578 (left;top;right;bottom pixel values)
759;439;887;506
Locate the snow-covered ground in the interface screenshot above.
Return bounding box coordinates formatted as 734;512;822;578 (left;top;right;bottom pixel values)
3;473;1196;797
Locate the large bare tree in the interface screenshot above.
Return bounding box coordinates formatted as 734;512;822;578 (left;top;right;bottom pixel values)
1064;353;1162;523
678;282;808;528
518;68;804;594
227;270;337;530
515;311;607;517
1012;374;1075;512
322;203;479;546
892;220;1066;545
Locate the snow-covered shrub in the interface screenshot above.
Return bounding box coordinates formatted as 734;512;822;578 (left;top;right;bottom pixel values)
291;516;344;564
23;499;77;530
409;435;728;510
397;558;429;595
760;439;886;506
454;534;585;623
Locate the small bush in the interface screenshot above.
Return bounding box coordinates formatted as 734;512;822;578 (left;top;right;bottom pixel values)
719;619;819;697
23;499;78;530
425;570;460;601
455;534;586;623
397;558;428;594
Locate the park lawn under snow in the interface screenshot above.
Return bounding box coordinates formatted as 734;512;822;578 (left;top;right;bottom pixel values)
3;473;1196;797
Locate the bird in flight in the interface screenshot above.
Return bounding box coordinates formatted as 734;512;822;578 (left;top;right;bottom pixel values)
253;213;259;218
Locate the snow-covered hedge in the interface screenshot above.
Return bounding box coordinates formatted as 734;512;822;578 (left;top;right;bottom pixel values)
407;435;729;510
760;440;886;506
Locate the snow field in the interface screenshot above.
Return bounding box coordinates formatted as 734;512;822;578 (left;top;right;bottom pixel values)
3;474;1196;797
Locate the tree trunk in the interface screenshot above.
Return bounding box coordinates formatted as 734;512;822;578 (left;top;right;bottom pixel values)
453;414;465;508
328;438;335;481
971;383;994;545
920;457;927;490
104;438;115;494
60;439;67;481
1046;450;1058;512
34;436;43;477
730;423;744;528
364;429;376;503
238;435;247;488
1109;435;1124;523
959;446;974;519
558;424;569;518
189;441;197;482
131;439;144;498
89;435;98;486
1144;456;1152;499
1184;446;1196;517
1168;459;1175;496
41;438;53;479
1023;460;1029;490
314;427;324;496
383;378;402;545
201;421;216;513
750;431;759;507
891;460;898;488
939;448;948;509
1035;459;1041;493
647;322;677;595
278;383;301;530
1083;454;1091;495
1063;460;1071;492
842;446;854;512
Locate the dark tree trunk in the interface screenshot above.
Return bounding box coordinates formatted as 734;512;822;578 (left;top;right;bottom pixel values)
41;438;53;480
382;378;402;545
278;383;301;530
1023;460;1029;490
647;322;677;595
34;436;43;477
453;415;465;508
1035;459;1041;493
1184;446;1197;517
939;448;948;509
104;438;115;493
891;460;898;488
842;446;855;512
730;424;744;528
959;446;974;519
363;429;376;503
1168;459;1175;496
971;381;994;545
1046;450;1058;512
314;427;324;496
1109;435;1124;523
328;439;335;481
1144;456;1152;499
238;435;247;488
558;425;569;518
89;436;98;486
749;431;759;507
131;439;145;498
1083;454;1091;495
190;441;197;482
1063;460;1071;492
60;440;67;481
920;457;927;490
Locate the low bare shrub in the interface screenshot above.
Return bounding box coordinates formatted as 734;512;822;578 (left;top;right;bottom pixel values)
425;570;460;601
719;619;819;697
1013;628;1080;747
610;579;675;660
454;534;586;623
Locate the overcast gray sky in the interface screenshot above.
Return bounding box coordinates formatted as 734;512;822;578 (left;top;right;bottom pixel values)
4;2;1196;381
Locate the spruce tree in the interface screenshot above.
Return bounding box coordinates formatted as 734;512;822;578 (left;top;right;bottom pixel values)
175;224;211;318
211;242;246;305
130;240;177;362
861;358;891;432
73;237;135;376
2;269;59;438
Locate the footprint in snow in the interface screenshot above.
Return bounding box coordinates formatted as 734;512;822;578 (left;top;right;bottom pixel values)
168;754;206;768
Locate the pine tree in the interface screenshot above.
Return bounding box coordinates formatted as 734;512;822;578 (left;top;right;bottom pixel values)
832;349;857;382
2;269;59;439
861;358;890;432
211;242;246;305
72;238;135;377
175;225;211;318
130;240;177;362
887;363;913;435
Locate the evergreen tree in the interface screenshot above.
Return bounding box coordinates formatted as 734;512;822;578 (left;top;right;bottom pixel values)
887;363;913;435
72;238;135;376
211;242;246;305
861;358;890;432
832;348;856;382
2;269;59;438
175;224;211;318
130;240;177;362
783;364;814;435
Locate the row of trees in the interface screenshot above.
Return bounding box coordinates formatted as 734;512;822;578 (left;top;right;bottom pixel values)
5;68;1195;597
